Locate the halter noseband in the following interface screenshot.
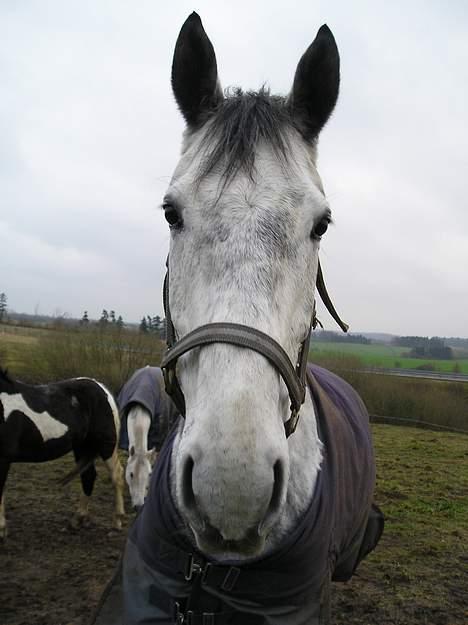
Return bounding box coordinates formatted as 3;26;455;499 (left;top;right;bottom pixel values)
161;259;348;437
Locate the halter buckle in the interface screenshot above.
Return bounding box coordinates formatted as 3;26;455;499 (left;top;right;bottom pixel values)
184;553;203;581
285;407;300;437
175;601;185;624
162;365;176;395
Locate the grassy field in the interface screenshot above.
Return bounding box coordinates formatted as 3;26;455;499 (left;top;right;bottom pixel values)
0;322;164;392
1;325;51;375
308;352;468;432
310;340;468;374
2;323;467;432
331;424;468;624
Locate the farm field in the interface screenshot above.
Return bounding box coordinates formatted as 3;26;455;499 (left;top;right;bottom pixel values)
0;323;164;391
3;323;468;378
310;340;468;374
0;425;467;625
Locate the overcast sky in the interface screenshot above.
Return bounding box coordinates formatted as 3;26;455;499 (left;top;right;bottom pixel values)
1;1;467;337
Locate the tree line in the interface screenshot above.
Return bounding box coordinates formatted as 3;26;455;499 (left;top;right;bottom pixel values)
392;335;453;360
311;330;371;344
79;309;166;339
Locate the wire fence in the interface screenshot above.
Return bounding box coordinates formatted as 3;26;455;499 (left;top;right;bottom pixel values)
369;414;468;435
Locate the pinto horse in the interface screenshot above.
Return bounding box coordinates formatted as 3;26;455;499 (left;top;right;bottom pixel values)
0;368;125;538
91;13;384;625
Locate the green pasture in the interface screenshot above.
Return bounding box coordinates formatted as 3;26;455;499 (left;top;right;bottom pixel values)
310;340;468;374
343;424;468;623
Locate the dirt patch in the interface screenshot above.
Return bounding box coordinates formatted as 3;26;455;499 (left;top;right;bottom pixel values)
0;455;130;625
1;426;467;625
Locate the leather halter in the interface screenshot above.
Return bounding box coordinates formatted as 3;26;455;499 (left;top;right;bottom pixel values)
161;259;348;437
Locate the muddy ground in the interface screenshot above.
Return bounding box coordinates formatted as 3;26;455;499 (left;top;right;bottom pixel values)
1;426;467;625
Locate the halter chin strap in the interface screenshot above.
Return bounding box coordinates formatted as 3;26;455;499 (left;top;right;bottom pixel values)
161;259;347;437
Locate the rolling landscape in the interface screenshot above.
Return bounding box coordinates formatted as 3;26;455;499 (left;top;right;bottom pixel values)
1;315;467;624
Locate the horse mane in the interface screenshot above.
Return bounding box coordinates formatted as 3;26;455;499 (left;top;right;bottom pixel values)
197;87;296;186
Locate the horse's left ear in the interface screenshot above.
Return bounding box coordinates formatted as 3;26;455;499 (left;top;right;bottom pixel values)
289;25;340;140
171;12;222;127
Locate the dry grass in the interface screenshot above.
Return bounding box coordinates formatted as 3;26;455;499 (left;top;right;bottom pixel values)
311;352;468;432
1;324;164;393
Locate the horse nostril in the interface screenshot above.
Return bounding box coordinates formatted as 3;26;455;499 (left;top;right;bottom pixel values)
181;455;196;512
258;459;287;536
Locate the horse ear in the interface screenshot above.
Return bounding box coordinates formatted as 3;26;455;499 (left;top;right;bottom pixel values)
171;12;222;127
289;25;340;140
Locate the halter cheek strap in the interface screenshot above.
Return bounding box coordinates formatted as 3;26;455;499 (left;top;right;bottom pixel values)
161;259;347;437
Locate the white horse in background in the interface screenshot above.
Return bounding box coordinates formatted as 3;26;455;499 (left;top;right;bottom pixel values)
125;404;157;510
117;366;179;510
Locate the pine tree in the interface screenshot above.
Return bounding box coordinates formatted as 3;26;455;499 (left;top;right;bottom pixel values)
80;310;89;325
99;309;109;327
139;317;148;333
152;315;162;333
0;292;7;322
110;310;116;324
116;315;124;329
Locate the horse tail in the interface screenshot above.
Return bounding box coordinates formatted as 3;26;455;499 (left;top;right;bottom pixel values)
58;453;99;486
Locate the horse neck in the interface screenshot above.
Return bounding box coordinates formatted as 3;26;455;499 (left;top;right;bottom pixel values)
127;405;151;454
265;386;322;551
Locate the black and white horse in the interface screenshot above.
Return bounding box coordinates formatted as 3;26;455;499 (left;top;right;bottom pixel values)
0;368;125;538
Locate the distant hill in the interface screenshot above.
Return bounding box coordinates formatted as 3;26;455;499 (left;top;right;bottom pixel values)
358;332;396;344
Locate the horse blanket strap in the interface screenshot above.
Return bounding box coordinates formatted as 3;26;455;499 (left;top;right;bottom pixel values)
160;322;307;437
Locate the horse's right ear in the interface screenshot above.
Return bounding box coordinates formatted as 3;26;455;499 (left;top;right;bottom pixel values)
171;12;222;127
289;25;340;140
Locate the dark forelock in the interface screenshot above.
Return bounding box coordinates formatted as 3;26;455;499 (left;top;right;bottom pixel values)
196;88;296;185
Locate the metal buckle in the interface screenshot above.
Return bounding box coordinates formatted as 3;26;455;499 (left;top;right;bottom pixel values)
221;566;240;591
162;365;176;394
175;601;185;624
184;554;202;581
285;407;300;437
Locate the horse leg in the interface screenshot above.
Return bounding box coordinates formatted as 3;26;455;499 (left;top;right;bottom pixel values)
0;461;11;540
319;572;331;625
104;449;125;530
71;449;97;529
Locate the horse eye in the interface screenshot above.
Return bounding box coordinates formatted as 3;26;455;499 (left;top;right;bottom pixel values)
163;203;183;229
312;218;329;240
130;472;134;479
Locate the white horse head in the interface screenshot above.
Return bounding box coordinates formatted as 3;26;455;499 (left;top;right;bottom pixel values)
165;13;339;558
125;405;157;509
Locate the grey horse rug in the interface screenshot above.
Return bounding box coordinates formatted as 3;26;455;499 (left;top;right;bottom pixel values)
118;366;179;451
90;364;384;625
